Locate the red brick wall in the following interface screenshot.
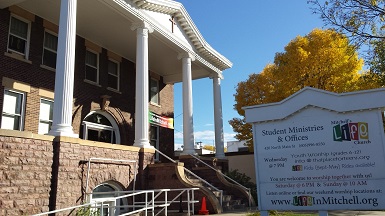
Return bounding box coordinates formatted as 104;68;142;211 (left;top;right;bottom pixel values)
0;8;174;150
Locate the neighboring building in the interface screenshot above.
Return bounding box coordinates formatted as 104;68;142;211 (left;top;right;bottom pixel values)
174;142;215;156
226;152;256;183
0;0;231;214
227;140;248;152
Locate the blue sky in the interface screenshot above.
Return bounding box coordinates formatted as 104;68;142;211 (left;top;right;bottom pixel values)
173;1;325;150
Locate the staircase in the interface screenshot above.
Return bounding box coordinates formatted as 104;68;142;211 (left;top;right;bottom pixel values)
149;149;256;214
180;156;256;213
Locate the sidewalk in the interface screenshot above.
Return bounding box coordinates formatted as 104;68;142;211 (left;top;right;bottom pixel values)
214;210;385;216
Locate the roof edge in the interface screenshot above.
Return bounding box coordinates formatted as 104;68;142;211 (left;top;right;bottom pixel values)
133;0;233;70
244;87;385;123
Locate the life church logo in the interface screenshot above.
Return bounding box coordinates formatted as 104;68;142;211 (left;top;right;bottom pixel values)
332;119;370;144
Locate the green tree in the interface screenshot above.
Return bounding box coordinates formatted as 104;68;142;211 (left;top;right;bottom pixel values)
308;0;385;44
225;169;257;203
229;29;380;150
368;39;385;85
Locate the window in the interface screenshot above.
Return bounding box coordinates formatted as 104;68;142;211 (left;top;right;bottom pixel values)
82;111;120;144
42;31;58;69
85;49;99;83
1;90;25;130
150;78;159;104
38;99;53;134
150;125;159;160
107;59;119;90
92;184;116;216
7;15;30;57
91;183;128;215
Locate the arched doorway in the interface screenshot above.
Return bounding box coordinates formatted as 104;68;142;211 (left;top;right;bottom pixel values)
82;110;121;144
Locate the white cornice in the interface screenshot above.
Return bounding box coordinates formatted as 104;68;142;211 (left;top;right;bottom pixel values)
131;0;233;71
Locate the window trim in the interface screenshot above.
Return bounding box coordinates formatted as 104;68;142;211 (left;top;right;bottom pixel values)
82;111;121;144
83;121;115;143
7;14;31;59
85;49;100;84
107;58;120;91
38;98;54;135
41;30;58;70
1;89;25;131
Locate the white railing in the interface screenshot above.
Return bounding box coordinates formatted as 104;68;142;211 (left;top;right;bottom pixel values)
130;188;199;216
32;188;199;216
189;154;253;207
155;148;223;206
31;190;154;216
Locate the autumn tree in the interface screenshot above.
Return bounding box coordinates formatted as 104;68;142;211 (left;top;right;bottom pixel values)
308;0;385;84
202;145;215;151
229;29;380;150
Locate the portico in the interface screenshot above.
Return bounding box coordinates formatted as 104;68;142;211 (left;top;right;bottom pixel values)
3;0;232;156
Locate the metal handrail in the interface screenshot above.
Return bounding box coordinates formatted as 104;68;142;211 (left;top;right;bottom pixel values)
85;157;138;195
189;154;253;207
32;190;154;216
130;188;199;216
33;188;199;216
154;148;223;206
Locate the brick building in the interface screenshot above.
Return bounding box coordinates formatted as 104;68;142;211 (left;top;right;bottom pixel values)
0;0;232;214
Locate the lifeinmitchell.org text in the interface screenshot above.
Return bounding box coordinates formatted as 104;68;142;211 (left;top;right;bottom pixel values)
270;195;378;207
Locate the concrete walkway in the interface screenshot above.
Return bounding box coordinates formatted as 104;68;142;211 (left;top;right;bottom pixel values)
214;210;385;216
329;211;385;216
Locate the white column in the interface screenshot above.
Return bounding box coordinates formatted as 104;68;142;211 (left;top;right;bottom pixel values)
178;53;196;155
49;0;77;137
131;22;153;148
212;75;225;158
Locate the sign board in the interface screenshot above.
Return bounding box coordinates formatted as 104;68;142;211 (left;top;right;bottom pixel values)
244;87;385;211
149;111;174;129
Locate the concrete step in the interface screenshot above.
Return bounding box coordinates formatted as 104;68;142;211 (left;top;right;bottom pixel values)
223;203;246;211
222;194;232;202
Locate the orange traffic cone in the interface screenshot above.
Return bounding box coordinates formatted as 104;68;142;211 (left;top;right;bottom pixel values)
198;196;209;215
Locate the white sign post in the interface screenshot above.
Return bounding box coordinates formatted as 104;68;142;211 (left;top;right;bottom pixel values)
244;87;385;215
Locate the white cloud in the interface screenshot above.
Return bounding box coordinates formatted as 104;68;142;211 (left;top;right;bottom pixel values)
174;131;184;139
194;130;215;141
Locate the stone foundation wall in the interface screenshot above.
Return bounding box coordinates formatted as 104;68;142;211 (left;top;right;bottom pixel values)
0;131;53;215
0;130;154;215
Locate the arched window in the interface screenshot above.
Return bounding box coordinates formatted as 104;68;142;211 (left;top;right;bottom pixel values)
90;182;127;215
82;111;120;144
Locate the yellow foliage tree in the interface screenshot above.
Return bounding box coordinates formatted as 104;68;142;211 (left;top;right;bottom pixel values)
229;29;381;150
202;145;215;151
